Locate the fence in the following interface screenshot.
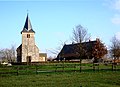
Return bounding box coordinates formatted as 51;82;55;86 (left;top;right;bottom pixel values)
0;62;120;76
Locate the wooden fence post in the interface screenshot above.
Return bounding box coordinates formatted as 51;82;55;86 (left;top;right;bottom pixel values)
93;63;95;71
36;65;38;74
63;62;64;72
74;64;76;72
63;60;65;72
112;63;114;71
114;64;117;71
80;60;82;72
55;64;57;72
98;63;99;71
17;66;19;76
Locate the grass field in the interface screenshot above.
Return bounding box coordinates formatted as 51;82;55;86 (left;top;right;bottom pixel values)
0;63;120;87
0;71;120;87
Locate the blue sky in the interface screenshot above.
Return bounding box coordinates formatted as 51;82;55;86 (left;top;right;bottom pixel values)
0;0;120;57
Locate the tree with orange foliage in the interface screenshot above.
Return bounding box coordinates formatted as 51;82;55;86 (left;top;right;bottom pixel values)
92;39;107;63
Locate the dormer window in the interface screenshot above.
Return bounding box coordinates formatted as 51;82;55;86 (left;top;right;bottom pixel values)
27;34;30;38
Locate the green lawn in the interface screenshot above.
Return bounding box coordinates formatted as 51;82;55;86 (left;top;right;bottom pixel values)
0;63;120;87
0;71;120;87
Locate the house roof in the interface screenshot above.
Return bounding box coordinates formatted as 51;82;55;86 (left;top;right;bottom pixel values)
57;40;98;60
21;14;35;33
17;44;22;50
61;41;97;55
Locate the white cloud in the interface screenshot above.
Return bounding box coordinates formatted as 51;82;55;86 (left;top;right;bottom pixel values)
115;32;120;40
111;14;120;25
105;0;120;11
104;0;120;25
113;0;120;11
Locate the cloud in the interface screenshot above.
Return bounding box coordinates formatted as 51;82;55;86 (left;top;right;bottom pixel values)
104;0;120;25
115;32;120;40
113;0;120;11
111;14;120;25
105;0;120;11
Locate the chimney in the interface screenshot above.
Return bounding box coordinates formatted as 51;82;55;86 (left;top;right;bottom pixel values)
96;38;100;42
89;39;91;42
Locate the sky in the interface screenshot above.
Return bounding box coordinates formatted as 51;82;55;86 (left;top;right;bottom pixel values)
0;0;120;57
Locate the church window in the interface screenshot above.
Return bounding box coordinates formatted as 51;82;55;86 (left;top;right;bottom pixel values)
27;34;30;38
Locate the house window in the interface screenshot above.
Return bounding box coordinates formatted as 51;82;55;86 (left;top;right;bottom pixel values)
27;34;30;38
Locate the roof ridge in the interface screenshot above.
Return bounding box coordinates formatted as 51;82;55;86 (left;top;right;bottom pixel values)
65;40;97;46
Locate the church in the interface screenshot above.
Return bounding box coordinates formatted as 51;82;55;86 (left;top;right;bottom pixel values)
17;14;47;63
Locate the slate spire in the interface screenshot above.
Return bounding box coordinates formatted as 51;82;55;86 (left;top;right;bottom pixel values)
21;14;35;33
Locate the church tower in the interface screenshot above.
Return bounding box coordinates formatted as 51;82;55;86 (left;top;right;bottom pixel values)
21;14;40;63
17;14;40;63
17;14;47;63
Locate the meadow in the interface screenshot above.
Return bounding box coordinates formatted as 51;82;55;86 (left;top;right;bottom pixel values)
0;62;120;87
0;71;120;87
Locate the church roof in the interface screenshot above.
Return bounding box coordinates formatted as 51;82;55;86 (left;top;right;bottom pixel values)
21;14;35;33
16;44;22;51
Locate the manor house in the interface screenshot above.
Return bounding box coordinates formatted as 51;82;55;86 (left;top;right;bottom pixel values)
17;14;47;63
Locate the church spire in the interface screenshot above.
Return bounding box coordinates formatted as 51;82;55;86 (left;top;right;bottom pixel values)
21;14;35;33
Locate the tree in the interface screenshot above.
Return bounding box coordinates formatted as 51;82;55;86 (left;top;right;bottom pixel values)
92;39;107;63
72;25;90;43
50;40;66;57
72;25;90;58
47;56;53;61
72;24;90;72
0;45;16;63
110;36;120;61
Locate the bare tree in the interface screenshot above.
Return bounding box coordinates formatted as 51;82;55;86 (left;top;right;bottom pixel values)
47;56;53;61
72;24;90;72
10;45;16;62
72;25;90;43
111;36;120;62
0;45;16;63
49;40;67;56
